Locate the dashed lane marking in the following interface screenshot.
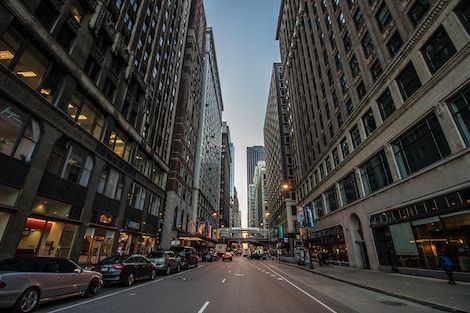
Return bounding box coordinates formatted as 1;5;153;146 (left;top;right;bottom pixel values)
197;301;210;313
221;278;226;283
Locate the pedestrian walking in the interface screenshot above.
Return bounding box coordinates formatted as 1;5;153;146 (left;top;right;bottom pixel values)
439;251;456;285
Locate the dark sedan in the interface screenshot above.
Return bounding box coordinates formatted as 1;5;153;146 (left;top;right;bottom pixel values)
169;247;198;270
93;254;156;286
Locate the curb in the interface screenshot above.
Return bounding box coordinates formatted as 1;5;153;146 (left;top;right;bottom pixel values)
279;261;469;313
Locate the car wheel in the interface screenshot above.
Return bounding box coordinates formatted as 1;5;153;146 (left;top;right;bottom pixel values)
124;273;135;286
150;269;156;280
85;279;100;297
166;266;171;276
13;287;40;313
177;264;181;273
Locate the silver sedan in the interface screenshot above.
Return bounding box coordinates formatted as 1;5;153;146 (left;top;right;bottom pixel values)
0;257;102;313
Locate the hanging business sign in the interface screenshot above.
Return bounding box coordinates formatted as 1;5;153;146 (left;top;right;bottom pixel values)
305;205;314;228
277;224;284;239
296;206;305;227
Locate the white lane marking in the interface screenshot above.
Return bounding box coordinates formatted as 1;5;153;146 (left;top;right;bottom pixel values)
46;265;205;313
261;263;338;313
129;293;136;296
221;278;226;283
198;301;210;313
270;274;276;277
277;278;284;281
229;270;232;273
234;273;244;276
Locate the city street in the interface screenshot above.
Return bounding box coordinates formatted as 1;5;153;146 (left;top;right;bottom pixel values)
31;257;447;313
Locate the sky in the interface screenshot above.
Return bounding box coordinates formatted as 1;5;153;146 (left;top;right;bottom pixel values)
204;0;281;227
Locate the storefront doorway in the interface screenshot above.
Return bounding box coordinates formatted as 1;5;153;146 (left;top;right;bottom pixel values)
79;227;115;265
119;232;141;255
350;214;370;269
17;217;78;258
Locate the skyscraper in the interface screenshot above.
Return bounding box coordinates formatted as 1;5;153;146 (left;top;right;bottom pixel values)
263;63;296;252
0;0;191;261
246;146;265;186
253;161;267;237
277;0;470;276
161;0;207;248
191;27;223;242
220;122;231;228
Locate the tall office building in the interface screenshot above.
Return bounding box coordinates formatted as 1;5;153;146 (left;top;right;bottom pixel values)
253;161;267;237
229;142;235;198
263;63;296;251
277;0;470;277
246;146;265;186
0;0;190;262
230;187;241;228
219;122;231;228
159;0;207;249
247;184;256;227
191;27;223;242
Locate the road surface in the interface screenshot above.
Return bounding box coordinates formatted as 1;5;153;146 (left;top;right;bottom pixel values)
32;257;446;313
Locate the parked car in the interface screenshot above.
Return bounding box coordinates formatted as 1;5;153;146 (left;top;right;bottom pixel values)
0;257;102;313
242;250;250;258
147;251;180;275
249;252;266;260
170;247;198;269
93;254;156;286
222;251;233;262
203;251;217;262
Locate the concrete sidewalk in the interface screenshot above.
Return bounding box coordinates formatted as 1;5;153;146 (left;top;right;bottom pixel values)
279;260;470;313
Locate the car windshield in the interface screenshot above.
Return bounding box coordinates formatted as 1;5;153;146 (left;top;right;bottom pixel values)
98;255;129;265
148;251;165;258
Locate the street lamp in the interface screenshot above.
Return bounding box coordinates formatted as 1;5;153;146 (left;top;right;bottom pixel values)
281;180;292;194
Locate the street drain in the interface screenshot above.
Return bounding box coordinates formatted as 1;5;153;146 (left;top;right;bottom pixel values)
380;301;407;307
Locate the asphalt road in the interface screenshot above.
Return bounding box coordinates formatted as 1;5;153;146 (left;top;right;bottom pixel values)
29;257;447;313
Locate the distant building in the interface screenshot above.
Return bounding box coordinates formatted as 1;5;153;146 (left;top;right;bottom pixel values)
253;161;267;237
247;184;257;227
246;146;265;187
220;122;231;228
230;187;241;228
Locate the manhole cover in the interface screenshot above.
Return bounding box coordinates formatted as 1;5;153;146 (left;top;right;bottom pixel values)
380;301;407;307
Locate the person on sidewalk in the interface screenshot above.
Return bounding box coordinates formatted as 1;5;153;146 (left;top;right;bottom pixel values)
438;251;456;285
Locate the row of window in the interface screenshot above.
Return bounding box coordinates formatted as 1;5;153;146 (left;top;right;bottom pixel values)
300;21;460;200
309;84;470;219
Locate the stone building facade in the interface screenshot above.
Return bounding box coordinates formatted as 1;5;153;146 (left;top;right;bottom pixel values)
277;0;470;279
0;0;191;263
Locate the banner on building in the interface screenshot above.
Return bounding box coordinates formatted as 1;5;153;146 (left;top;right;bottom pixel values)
296;206;305;227
276;224;284;239
305;204;314;228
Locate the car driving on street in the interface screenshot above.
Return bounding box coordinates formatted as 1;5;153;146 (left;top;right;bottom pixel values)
222;251;233;262
169;247;198;269
93;254;156;286
147;250;181;275
0;257;102;313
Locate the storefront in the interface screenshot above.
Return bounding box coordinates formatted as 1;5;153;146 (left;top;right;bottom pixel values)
17;217;78;258
141;235;156;255
308;225;349;265
371;187;470;273
78;226;115;265
118;231;141;255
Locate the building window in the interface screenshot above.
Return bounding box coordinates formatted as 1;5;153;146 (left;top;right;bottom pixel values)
32;196;73;218
375;3;392;31
339;172;359;205
370;60;383;81
387;31;403;58
343;32;352;52
349;55;360;78
360;150;392;195
357;81;366;101
455;0;470;34
377;88;396;121
392;113;451;177
421;26;456;74
314;196;325;218
0;97;41;163
97;166;124;200
362;109;377;136
332;148;340;166
66;90;105;140
34;1;59;30
408;0;430;27
334;53;342;70
353;9;365;30
350;124;362;148
447;86;470;146
148;193;162;217
341;137;350;158
0;184;20;207
346;99;355;115
337;13;346;31
396;62;422;101
128;182;147;210
325;186;338;212
340;75;348;94
361;32;374;57
107;127;132;161
46;138;94;187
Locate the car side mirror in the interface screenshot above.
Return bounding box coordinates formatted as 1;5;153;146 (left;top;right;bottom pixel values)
74;267;83;274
